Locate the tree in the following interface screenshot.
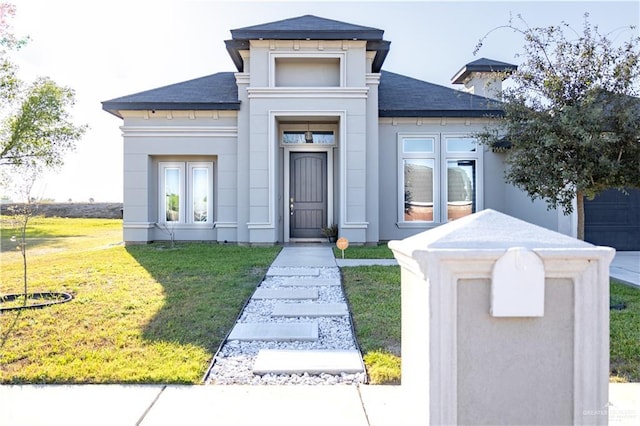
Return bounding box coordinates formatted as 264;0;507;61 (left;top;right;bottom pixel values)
0;4;86;170
1;76;86;168
476;14;640;240
5;165;38;305
0;3;24;104
0;4;85;305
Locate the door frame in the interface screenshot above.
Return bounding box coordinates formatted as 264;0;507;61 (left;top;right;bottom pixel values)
284;145;334;242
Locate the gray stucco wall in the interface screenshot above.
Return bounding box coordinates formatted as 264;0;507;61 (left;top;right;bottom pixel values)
120;112;238;243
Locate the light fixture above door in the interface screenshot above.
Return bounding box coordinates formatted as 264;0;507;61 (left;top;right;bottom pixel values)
304;122;313;143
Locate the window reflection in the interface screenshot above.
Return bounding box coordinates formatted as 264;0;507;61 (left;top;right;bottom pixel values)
404;159;434;221
447;160;476;221
165;168;180;222
192;168;208;222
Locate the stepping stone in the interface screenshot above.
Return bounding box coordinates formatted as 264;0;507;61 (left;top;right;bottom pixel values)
252;288;318;300
278;279;341;287
272;303;348;317
228;323;318;342
253;349;365;375
267;267;320;277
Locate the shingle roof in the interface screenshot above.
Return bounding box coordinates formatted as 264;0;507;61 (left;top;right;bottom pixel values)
379;70;503;117
101;72;239;118
451;57;517;84
225;15;390;73
230;15;384;41
101;70;503;119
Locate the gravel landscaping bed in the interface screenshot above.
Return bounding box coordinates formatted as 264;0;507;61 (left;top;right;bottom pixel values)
206;267;367;385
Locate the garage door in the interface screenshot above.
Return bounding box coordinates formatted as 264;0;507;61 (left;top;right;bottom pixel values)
584;188;640;250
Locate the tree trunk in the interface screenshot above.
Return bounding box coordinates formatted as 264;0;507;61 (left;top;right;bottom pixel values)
576;191;585;241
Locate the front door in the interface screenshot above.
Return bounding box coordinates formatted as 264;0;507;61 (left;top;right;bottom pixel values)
290;152;327;238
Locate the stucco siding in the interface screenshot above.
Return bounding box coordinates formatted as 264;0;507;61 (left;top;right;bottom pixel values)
120;115;238;243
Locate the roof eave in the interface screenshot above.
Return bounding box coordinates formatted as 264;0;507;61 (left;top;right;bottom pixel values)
378;110;504;118
369;40;390;73
101;101;242;119
452;64;517;85
225;39;249;72
230;29;384;41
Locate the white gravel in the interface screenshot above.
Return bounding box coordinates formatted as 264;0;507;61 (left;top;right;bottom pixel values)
206;267;367;385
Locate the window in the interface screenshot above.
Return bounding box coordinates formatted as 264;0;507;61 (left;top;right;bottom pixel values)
282;131;335;145
159;161;213;224
399;135;481;224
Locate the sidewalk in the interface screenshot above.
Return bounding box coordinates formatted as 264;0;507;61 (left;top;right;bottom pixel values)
1;383;638;425
610;251;640;288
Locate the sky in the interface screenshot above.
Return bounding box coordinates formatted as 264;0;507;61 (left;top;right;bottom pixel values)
4;0;638;202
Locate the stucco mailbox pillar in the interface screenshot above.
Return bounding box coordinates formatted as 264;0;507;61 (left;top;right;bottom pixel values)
389;209;614;426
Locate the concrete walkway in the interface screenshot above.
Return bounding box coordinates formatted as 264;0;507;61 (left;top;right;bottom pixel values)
1;383;638;425
212;246;364;379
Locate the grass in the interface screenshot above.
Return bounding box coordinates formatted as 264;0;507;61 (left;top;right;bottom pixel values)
332;243;394;259
341;265;401;384
610;280;640;382
342;267;640;384
0;217;280;384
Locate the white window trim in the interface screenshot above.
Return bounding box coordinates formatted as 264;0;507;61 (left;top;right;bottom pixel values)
158;161;214;225
187;162;214;225
159;162;185;225
442;134;483;222
397;133;483;227
397;133;441;224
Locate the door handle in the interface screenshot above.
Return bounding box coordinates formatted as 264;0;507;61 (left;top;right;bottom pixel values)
290;198;294;216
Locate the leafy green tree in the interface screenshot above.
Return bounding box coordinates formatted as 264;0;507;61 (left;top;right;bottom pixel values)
1;76;86;168
0;3;85;304
476;14;640;239
0;2;24;104
0;3;86;170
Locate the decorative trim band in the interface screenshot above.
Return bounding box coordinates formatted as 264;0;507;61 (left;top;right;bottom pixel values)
341;222;369;229
247;222;274;229
121;126;238;138
247;87;369;99
214;222;238;229
123;222;155;229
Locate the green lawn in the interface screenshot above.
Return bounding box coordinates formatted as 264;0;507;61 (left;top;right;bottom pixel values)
341;265;401;384
333;243;394;259
342;266;640;384
610;280;640;382
1;217;280;384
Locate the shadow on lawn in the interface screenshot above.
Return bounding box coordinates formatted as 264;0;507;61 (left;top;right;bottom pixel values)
127;243;278;353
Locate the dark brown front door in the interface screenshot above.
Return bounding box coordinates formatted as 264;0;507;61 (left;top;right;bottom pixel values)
290;152;327;238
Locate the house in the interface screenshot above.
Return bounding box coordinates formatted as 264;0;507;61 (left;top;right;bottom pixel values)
102;14;576;245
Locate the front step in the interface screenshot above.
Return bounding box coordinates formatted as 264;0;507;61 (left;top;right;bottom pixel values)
228;322;318;342
253;349;365;375
252;288;318;300
272;302;348;317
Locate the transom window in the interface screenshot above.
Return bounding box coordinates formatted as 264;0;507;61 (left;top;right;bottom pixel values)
282;131;335;145
159;161;213;224
399;134;481;224
279;123;337;146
